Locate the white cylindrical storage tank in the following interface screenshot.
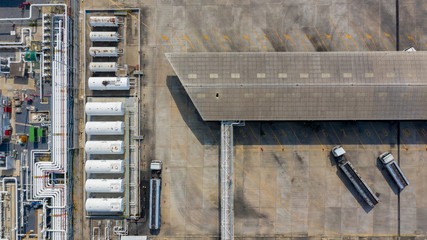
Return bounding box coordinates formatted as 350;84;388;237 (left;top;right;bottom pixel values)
85;141;124;154
89;62;117;72
85;102;124;116
85;121;124;135
85;160;124;174
85;179;124;193
89;47;118;57
85;198;124;213
89;32;118;42
89;16;118;27
88;77;130;91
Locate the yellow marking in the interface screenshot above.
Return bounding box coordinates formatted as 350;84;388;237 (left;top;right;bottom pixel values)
411;122;427;150
182;35;195;50
377;29;389;51
417;31;427;48
330;18;349;51
315;27;328;51
243;35;257;50
268;125;284;151
234;29;246;51
329;123;344;147
424;0;427;9
324;33;338;49
162;35;173;50
248;125;264;150
203;35;216;51
254;30;268;51
370;123;388;149
192;30;206;51
289;126;304;150
313;131;325;151
305;34;316;48
407;35;419;48
400;135;409;151
213;29;226;51
172;28;186;52
109;0;165;53
352;128;366;150
366;33;377;50
345;33;358;49
223;34;232;46
384;32;396;46
274;29;287;51
294;29;308;52
284;34;297;49
351;22;369;51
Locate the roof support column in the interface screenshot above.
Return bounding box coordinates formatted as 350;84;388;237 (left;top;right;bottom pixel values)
220;121;244;240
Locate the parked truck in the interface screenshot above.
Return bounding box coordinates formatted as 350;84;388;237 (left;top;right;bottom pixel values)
149;160;162;231
378;152;409;191
332;146;379;207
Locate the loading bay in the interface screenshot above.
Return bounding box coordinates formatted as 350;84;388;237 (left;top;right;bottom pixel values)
79;0;427;239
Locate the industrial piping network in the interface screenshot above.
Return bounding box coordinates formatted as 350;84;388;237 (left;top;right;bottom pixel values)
0;3;69;240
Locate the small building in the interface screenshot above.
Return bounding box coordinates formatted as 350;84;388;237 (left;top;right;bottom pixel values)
89;32;118;42
85;160;124;174
85;179;124;193
89;62;117;72
85;141;124;154
85;121;124;135
85;198;124;213
89;16;118;27
85;102;124;116
89;47;118;57
88;77;130;91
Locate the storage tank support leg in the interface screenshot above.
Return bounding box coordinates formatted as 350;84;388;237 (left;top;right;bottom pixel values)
220;121;244;240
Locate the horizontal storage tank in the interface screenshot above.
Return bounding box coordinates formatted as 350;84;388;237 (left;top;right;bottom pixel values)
85;102;124;116
89;47;118;57
85;179;124;193
89;16;118;27
89;31;118;42
85;198;124;213
85;160;124;174
88;77;130;91
85;141;124;154
89;62;117;72
85;121;124;135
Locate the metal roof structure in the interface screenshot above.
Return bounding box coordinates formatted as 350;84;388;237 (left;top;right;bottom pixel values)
166;52;427;121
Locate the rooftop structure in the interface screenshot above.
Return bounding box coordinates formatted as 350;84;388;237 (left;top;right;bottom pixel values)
89;31;118;42
85;121;124;135
85;179;124;193
166;52;427;121
88;77;130;91
85;198;124;213
85;141;124;154
85;160;125;174
85;102;124;116
89;47;118;57
89;16;118;27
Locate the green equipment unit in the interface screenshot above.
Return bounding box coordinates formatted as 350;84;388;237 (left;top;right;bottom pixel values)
29;127;35;142
24;51;39;62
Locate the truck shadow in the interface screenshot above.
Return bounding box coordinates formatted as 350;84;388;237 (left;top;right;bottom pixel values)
329;153;375;213
376;159;400;195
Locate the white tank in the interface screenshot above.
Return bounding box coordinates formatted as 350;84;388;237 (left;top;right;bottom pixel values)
89;47;118;57
85;102;124;116
89;62;117;72
85;141;124;154
88;77;130;91
89;16;118;27
85;121;124;135
89;32;118;42
85;179;124;193
85;160;124;174
85;198;124;212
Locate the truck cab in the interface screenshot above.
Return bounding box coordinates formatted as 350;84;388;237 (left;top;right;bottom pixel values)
150;160;162;171
332;145;346;158
378;152;394;165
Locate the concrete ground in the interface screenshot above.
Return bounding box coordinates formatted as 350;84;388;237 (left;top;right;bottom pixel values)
79;0;427;239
